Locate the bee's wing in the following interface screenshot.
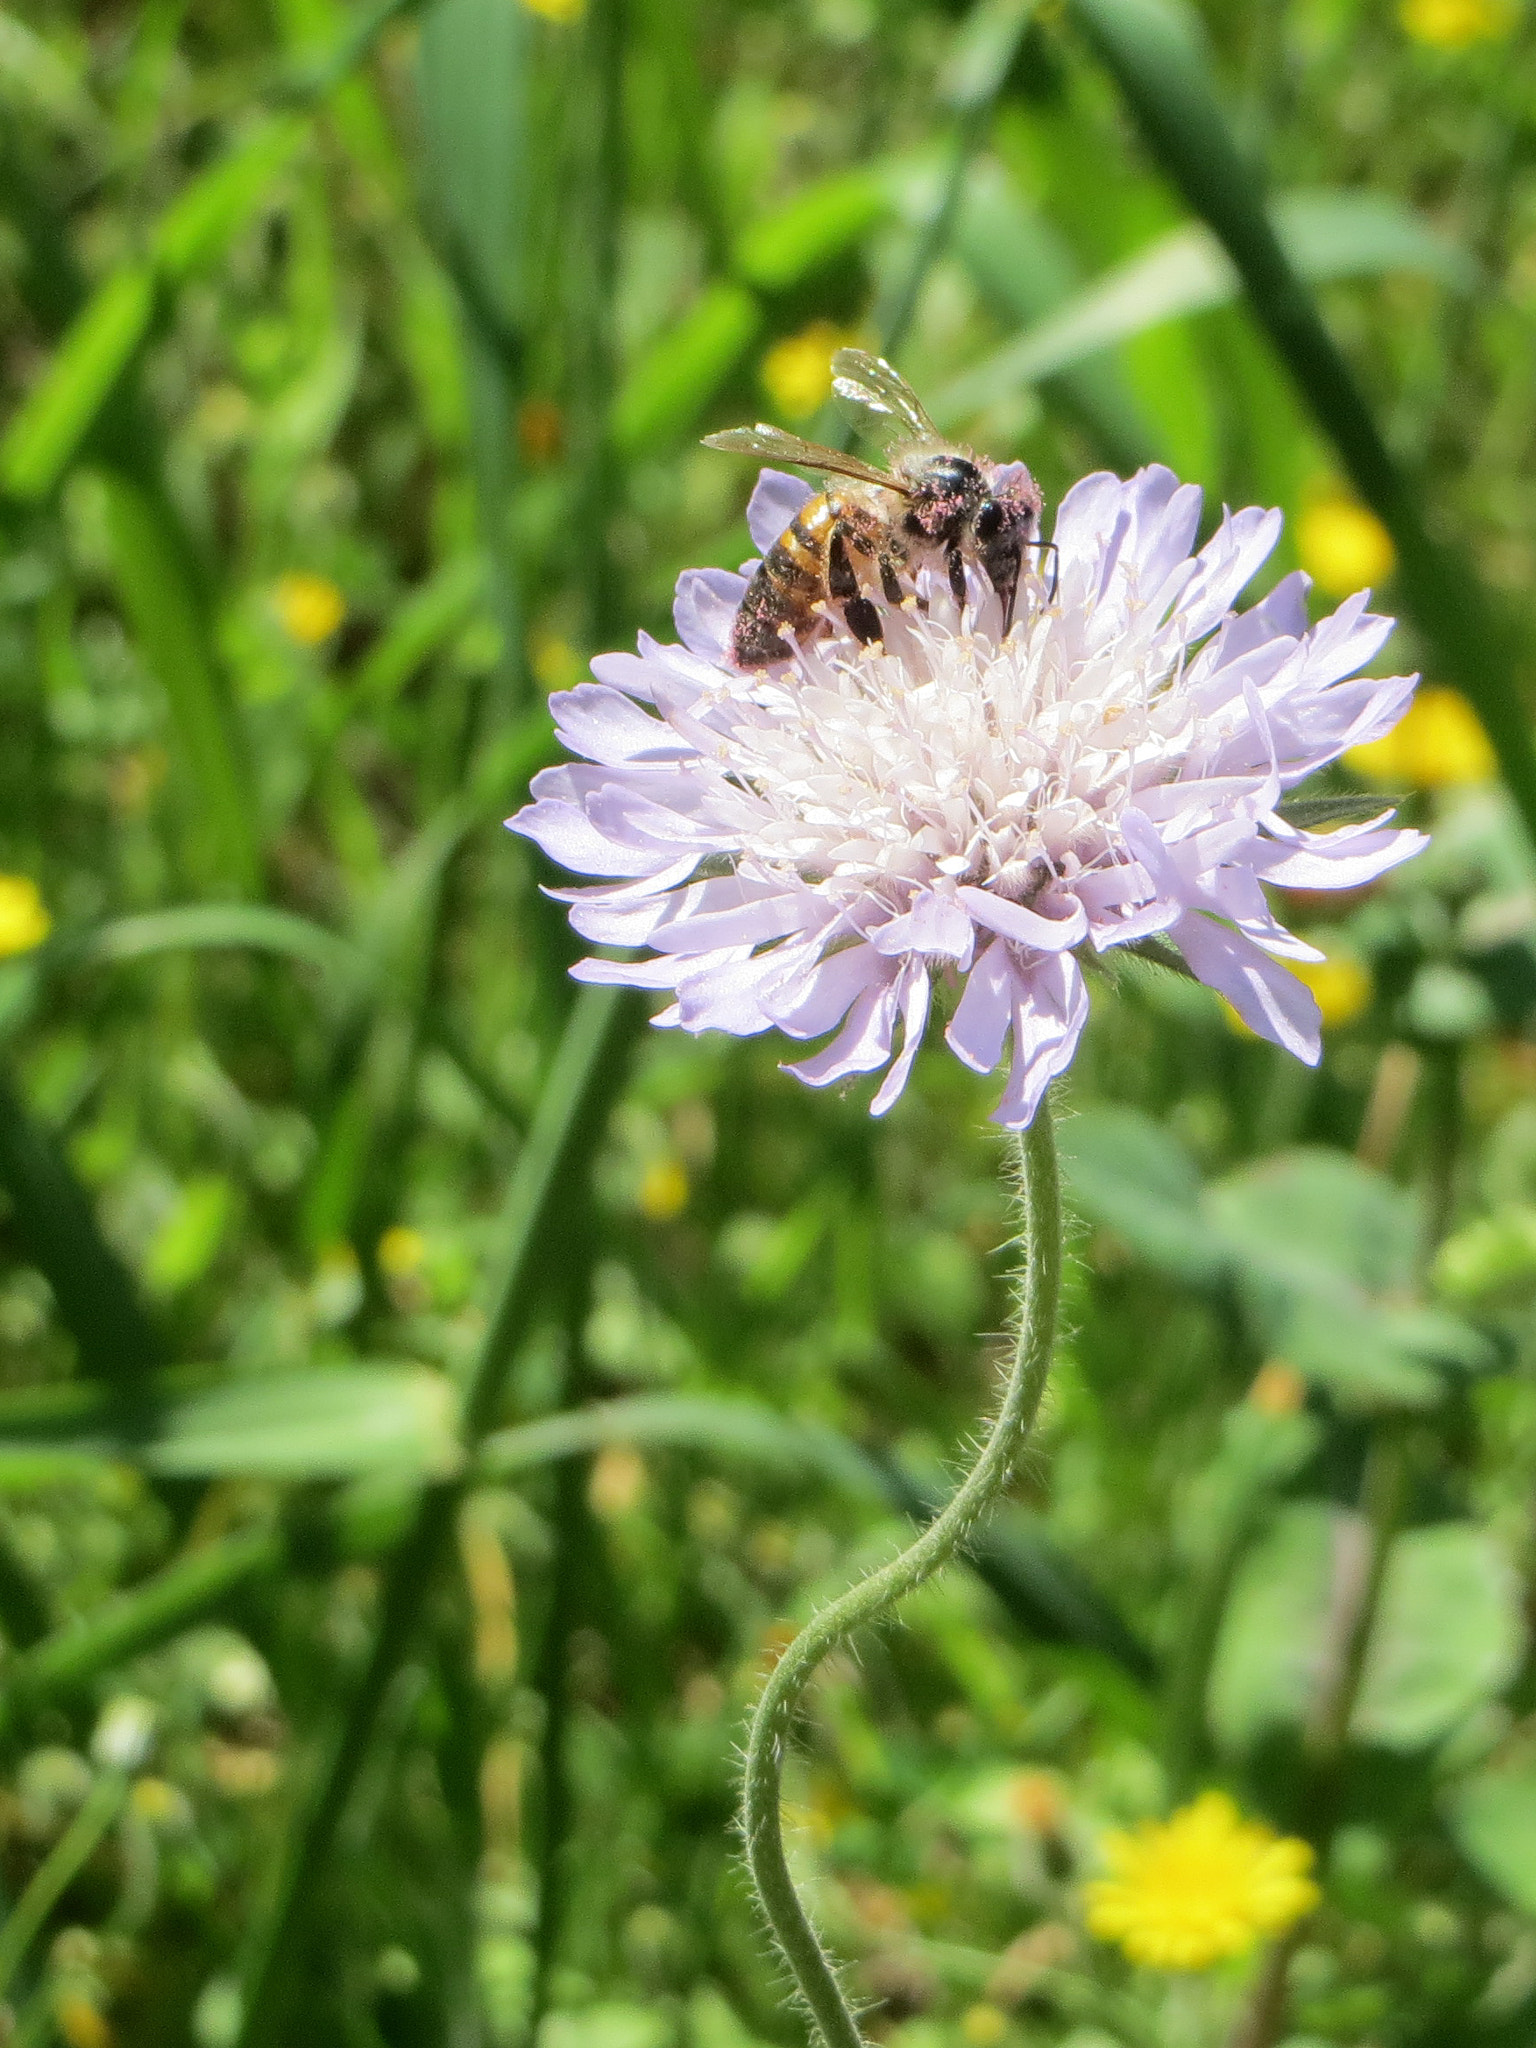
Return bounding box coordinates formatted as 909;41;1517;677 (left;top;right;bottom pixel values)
701;425;906;493
830;348;940;446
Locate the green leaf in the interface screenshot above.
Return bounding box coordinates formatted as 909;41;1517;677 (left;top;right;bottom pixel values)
732;167;889;290
1207;1149;1470;1410
0;1367;461;1481
1208;1499;1335;1750
143;1174;236;1298
1059;1104;1226;1285
942;0;1039;111
1435;1206;1536;1304
1354;1523;1525;1750
0;267;155;502
613;282;761;456
1210;1149;1420;1299
1210;1507;1525;1752
151;115;308;280
938;189;1469;419
1447;1764;1536;1915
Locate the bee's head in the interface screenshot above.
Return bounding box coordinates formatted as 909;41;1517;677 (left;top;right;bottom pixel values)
904;453;985;541
968;465;1044;629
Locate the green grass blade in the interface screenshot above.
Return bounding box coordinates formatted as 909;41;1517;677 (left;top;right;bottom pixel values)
612;282;761;457
944;159;1157;469
417;0;531;719
0;120;308;504
0;1063;163;1392
99;470;262;895
350;553;484;709
0;1506;52;1650
940;189;1471;417
1;1530;281;1727
151;115;308;279
0;1772;127;2000
82;904;360;982
877;0;1038;358
1067;0;1536;851
0;267;155;502
480;1392;886;1500
732;166;889;290
0;1367;461;1482
233;985;635;2047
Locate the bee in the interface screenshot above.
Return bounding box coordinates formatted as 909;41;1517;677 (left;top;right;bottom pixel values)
703;348;1048;670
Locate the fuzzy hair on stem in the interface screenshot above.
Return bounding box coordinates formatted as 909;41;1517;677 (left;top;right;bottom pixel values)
739;1099;1063;2047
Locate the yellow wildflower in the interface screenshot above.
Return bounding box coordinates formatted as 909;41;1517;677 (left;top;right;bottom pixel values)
960;2005;1010;2048
377;1224;427;1280
1085;1791;1319;1970
1247;1360;1307;1417
1008;1768;1067;1837
1292;948;1373;1029
130;1776;188;1827
531;631;583;692
761;322;857;421
588;1443;647;1520
638;1155;689;1221
53;1995;112;2048
1296;496;1396;597
1349;685;1495;790
273;571;346;647
1401;0;1514;44
522;0;583;20
0;874;51;958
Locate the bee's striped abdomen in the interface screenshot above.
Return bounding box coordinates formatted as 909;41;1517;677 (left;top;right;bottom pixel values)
730;494;839;667
766;497;837;587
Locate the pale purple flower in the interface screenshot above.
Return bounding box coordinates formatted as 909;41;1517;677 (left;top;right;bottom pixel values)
510;464;1424;1127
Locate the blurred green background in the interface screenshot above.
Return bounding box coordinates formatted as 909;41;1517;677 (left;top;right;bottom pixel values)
0;0;1535;2044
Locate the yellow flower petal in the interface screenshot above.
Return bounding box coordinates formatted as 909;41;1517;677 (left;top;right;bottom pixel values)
1084;1790;1319;1971
0;874;51;959
523;0;584;17
1297;498;1396;597
1247;1359;1307;1416
638;1155;689;1222
273;571;346;647
1291;949;1373;1030
761;322;859;422
1349;686;1494;790
1401;0;1514;44
377;1224;427;1279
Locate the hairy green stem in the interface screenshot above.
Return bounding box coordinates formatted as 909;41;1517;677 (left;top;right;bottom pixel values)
741;1104;1062;2048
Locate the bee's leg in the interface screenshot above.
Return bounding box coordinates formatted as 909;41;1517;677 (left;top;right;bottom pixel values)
879;554;905;607
946;541;967;611
829;526;882;646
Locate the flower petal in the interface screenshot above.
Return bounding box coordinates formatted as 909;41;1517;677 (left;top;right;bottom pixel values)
746;468;815;556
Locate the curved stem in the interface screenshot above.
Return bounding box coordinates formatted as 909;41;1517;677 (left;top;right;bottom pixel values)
741;1104;1063;2048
